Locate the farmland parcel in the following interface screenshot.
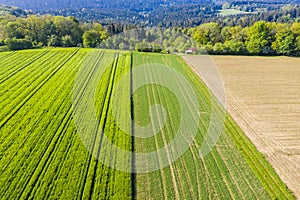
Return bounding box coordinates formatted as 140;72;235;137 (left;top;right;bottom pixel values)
0;49;294;199
185;55;300;199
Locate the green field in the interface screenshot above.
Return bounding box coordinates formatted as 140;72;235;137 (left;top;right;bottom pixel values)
218;9;252;16
0;48;295;199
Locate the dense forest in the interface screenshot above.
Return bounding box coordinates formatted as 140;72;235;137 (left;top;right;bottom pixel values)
146;4;300;27
0;0;299;55
1;0;300;26
0;4;28;17
0;14;299;56
32;3;300;27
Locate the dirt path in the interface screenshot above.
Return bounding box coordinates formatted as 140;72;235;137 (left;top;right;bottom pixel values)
184;55;300;199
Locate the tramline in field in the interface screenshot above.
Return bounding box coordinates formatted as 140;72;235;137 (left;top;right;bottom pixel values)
0;48;295;199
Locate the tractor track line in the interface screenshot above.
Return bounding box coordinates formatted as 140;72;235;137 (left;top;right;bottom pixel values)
146;61;180;199
76;51;111;200
0;49;50;84
130;53;137;200
88;52;120;200
0;51;16;62
19;56;86;198
142;61;167;200
0;51;59;96
0;49;79;129
75;51;113;200
72;50;108;200
1;59;82;197
19;103;74;200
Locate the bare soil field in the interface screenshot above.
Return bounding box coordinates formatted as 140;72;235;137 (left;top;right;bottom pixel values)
184;55;300;199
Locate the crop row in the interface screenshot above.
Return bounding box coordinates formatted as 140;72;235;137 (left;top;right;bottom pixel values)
178;54;295;199
0;49;49;82
0;48;294;199
70;50;132;199
0;49;87;199
0;49;133;199
131;53;277;199
0;49;78;128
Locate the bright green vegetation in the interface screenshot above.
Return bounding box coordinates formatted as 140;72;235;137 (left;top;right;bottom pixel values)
0;48;131;199
190;21;300;56
0;48;295;199
132;53;295;200
218;9;250;16
0;15;108;50
1;13;300;56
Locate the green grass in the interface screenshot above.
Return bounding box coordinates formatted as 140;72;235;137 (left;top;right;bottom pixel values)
132;52;294;199
0;46;8;52
0;48;295;199
218;9;253;16
0;48;131;199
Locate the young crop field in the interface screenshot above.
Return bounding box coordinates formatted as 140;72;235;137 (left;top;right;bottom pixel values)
0;48;295;199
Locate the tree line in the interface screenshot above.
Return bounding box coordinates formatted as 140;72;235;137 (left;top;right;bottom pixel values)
98;22;300;56
188;21;300;56
0;14;299;56
0;15;108;50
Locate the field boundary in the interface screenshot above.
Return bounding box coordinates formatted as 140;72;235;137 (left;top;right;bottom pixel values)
183;55;296;199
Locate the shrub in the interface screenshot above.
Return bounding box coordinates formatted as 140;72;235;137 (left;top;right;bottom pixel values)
5;38;32;50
